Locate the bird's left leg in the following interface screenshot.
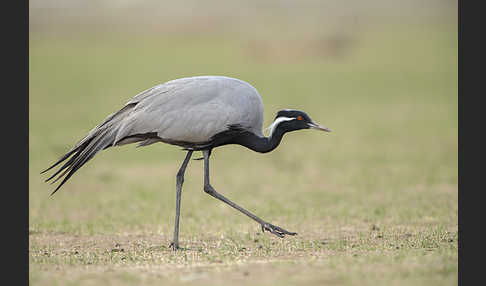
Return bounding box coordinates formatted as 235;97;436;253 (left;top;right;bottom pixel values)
169;150;193;250
202;150;297;238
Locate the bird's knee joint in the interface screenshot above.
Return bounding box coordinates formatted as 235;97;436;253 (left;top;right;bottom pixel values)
204;185;214;195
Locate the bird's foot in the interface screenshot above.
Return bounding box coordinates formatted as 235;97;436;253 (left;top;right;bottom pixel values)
169;242;182;251
261;222;297;238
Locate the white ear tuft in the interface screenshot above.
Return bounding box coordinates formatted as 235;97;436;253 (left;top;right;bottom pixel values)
265;117;295;137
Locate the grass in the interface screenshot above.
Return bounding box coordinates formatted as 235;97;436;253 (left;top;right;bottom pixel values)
29;5;457;285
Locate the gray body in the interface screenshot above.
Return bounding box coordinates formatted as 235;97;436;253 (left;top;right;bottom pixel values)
81;76;264;151
43;76;269;195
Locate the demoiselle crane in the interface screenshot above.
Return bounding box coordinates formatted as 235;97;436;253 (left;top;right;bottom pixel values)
42;76;331;249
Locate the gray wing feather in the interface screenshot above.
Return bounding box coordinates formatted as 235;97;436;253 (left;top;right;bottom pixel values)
43;76;264;193
113;76;264;144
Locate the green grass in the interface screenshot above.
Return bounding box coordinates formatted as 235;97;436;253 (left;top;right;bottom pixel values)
30;11;457;286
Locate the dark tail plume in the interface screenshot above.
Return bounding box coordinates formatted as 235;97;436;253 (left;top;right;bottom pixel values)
42;103;137;196
44;128;117;196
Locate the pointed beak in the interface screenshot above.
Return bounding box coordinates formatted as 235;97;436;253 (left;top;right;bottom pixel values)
308;122;331;132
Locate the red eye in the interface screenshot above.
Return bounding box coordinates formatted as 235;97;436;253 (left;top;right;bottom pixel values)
297;116;303;121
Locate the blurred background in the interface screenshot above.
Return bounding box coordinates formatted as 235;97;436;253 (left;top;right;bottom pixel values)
29;0;457;243
29;1;457;284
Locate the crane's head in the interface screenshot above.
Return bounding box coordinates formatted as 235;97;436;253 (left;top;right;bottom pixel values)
267;109;331;137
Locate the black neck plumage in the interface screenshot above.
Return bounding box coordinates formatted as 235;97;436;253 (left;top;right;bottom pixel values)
170;125;290;153
228;127;287;153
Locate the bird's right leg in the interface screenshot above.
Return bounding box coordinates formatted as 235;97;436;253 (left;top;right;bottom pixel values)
202;150;297;238
169;150;193;250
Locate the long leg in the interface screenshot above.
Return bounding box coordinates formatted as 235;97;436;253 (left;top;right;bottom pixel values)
202;150;296;238
170;150;193;250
